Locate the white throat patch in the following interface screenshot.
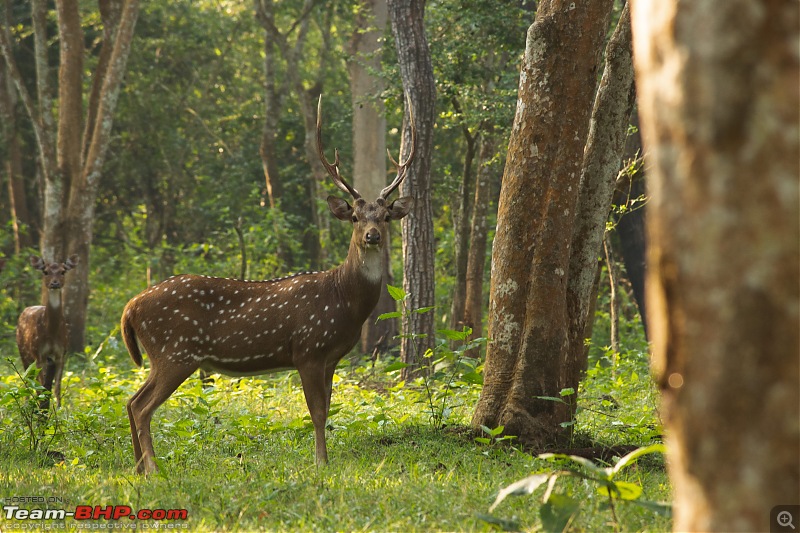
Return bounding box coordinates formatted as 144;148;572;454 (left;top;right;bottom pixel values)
361;249;383;283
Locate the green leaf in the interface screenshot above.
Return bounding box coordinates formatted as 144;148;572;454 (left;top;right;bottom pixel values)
598;480;643;500
535;396;567;404
414;306;435;314
611;443;666;476
559;388;575;397
540;493;579;533
384;361;410;372
386;284;406;301
437;328;468;341
376;311;402;322
489;474;550;512
459;372;483;385
474;437;491;445
480;424;504;437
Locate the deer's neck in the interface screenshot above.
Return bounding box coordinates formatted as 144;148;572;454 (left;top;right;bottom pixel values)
43;290;63;325
334;241;383;319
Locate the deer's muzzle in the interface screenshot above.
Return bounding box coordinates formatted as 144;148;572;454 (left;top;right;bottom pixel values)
364;228;381;246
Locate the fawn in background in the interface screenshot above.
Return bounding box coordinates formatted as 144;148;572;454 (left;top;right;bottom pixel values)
17;255;79;410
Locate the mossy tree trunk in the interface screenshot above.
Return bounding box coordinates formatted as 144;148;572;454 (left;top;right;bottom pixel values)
472;0;636;446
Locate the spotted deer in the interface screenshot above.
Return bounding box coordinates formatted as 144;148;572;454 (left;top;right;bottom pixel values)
121;96;416;474
16;255;79;410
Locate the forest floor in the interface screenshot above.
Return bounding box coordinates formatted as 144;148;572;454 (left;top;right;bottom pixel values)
0;343;670;532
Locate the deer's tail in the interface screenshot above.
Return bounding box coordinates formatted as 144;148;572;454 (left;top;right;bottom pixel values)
121;306;143;368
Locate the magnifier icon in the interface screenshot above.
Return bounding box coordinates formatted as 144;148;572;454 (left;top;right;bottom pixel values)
778;511;796;530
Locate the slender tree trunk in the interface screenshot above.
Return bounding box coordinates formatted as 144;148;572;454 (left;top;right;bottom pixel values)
257;0;332;269
256;0;287;209
255;0;316;267
388;0;436;379
63;0;141;352
463;131;498;356
632;0;799;530
563;1;635;396
471;0;616;445
449;121;478;332
347;0;397;355
32;0;61;262
603;232;619;356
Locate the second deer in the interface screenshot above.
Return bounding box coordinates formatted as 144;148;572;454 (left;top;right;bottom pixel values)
121;96;416;474
17;255;79;410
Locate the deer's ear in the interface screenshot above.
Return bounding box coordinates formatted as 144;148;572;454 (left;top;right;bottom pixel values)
327;196;353;221
65;255;79;270
30;256;46;271
388;196;414;220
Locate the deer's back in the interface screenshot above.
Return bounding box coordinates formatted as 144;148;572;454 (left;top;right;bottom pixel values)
123;273;365;374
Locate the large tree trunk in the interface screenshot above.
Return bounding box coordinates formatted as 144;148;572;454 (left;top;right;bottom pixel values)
631;0;800;530
471;0;619;446
387;0;436;379
347;0;397;355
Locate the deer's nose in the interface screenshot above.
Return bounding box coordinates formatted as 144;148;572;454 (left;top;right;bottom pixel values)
48;281;62;289
365;228;381;245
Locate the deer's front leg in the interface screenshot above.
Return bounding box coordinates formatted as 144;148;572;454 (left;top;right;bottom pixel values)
298;361;332;465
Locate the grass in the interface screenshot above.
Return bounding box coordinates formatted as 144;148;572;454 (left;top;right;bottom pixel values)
0;336;669;531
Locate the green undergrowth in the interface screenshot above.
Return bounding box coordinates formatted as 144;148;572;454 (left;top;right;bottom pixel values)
0;344;669;531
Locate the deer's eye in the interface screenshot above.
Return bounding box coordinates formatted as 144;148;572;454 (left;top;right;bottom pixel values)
351;215;358;223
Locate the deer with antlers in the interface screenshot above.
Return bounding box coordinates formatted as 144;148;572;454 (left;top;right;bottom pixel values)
17;255;79;410
121;96;416;474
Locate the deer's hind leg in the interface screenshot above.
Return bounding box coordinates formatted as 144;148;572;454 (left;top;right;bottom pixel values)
127;360;197;474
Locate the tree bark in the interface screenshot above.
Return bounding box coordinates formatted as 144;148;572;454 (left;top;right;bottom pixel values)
347;0;397;355
471;0;615;445
632;0;800;530
387;0;437;379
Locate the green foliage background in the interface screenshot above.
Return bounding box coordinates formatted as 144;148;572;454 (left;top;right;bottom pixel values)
0;1;663;530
